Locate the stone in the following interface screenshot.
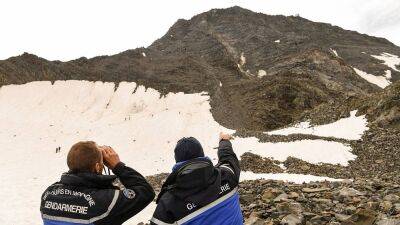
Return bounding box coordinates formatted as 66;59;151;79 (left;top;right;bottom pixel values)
245;212;265;225
394;203;400;213
335;213;351;222
276;202;303;214
302;187;330;193
262;188;280;201
280;214;303;225
380;201;393;212
376;219;400;225
300;165;310;170
384;194;400;203
309;215;325;224
339;187;364;197
342;209;377;225
288;192;300;199
274;193;289;202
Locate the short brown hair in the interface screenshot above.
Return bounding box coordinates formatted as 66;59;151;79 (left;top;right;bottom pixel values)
67;141;102;173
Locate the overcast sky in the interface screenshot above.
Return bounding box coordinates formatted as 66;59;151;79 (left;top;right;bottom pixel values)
1;0;399;61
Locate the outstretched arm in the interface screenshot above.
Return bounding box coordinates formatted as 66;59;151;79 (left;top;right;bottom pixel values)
216;132;240;183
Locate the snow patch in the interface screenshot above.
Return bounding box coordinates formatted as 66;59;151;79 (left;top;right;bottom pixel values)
240;171;343;184
266;110;368;140
330;48;339;57
234;138;356;166
240;52;246;66
257;69;267;78
219;81;222;87
353;67;391;88
274;39;280;43
385;70;392;79
371;52;400;72
142;52;146;57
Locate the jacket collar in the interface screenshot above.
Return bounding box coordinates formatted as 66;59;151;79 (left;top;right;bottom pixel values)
60;172;117;189
157;157;220;202
172;156;211;172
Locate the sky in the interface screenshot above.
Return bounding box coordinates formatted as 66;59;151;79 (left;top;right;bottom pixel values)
0;0;399;61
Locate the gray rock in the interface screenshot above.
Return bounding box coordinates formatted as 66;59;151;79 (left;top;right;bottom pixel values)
302;187;330;193
280;214;303;225
384;194;400;203
339;187;364;197
335;213;351;222
274;193;289;202
376;219;400;225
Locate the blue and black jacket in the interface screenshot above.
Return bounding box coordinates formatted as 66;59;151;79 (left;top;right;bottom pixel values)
150;140;243;225
40;162;155;225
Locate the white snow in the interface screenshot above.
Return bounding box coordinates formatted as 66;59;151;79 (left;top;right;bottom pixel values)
330;48;339;57
240;171;343;184
385;70;392;79
371;52;400;72
142;52;146;57
274;39;280;43
257;69;267;78
234;138;355;166
240;52;246;65
353;67;391;88
0;80;358;225
219;81;222;87
266;110;368;140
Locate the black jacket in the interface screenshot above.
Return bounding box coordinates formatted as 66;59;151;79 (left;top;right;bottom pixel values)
151;140;243;225
40;162;155;225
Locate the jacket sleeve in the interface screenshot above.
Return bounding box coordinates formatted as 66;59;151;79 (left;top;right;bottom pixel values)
95;162;155;225
216;140;240;183
150;200;176;225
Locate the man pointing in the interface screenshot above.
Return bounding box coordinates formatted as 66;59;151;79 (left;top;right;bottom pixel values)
151;132;244;225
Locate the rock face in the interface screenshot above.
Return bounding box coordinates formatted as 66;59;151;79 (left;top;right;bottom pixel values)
240;179;400;225
147;174;400;225
1;6;399;132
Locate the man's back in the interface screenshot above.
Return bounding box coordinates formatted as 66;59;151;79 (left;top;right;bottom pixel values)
41;148;155;225
151;139;243;225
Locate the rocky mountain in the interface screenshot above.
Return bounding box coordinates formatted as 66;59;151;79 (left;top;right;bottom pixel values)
1;6;400;132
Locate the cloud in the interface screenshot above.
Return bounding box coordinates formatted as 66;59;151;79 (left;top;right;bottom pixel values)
356;0;400;33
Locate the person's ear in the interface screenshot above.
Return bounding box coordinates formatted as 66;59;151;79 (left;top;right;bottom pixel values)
95;162;103;174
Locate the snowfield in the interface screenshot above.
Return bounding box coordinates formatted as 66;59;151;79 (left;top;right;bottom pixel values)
266;110;368;140
0;81;366;225
353;67;391;88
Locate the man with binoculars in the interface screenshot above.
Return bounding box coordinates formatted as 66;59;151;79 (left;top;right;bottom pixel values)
40;141;155;225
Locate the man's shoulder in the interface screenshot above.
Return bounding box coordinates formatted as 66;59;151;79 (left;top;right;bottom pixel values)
40;182;120;223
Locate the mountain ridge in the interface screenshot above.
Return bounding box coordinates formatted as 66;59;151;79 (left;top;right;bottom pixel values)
1;6;399;131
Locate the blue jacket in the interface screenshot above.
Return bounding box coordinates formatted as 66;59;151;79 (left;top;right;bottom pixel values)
151;140;243;225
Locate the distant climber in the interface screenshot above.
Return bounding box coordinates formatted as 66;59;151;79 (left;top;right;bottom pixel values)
151;132;244;225
40;141;155;225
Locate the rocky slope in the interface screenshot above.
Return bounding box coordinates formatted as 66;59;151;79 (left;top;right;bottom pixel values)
146;174;400;225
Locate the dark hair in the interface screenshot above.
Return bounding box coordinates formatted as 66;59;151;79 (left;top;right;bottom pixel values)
67;141;102;173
